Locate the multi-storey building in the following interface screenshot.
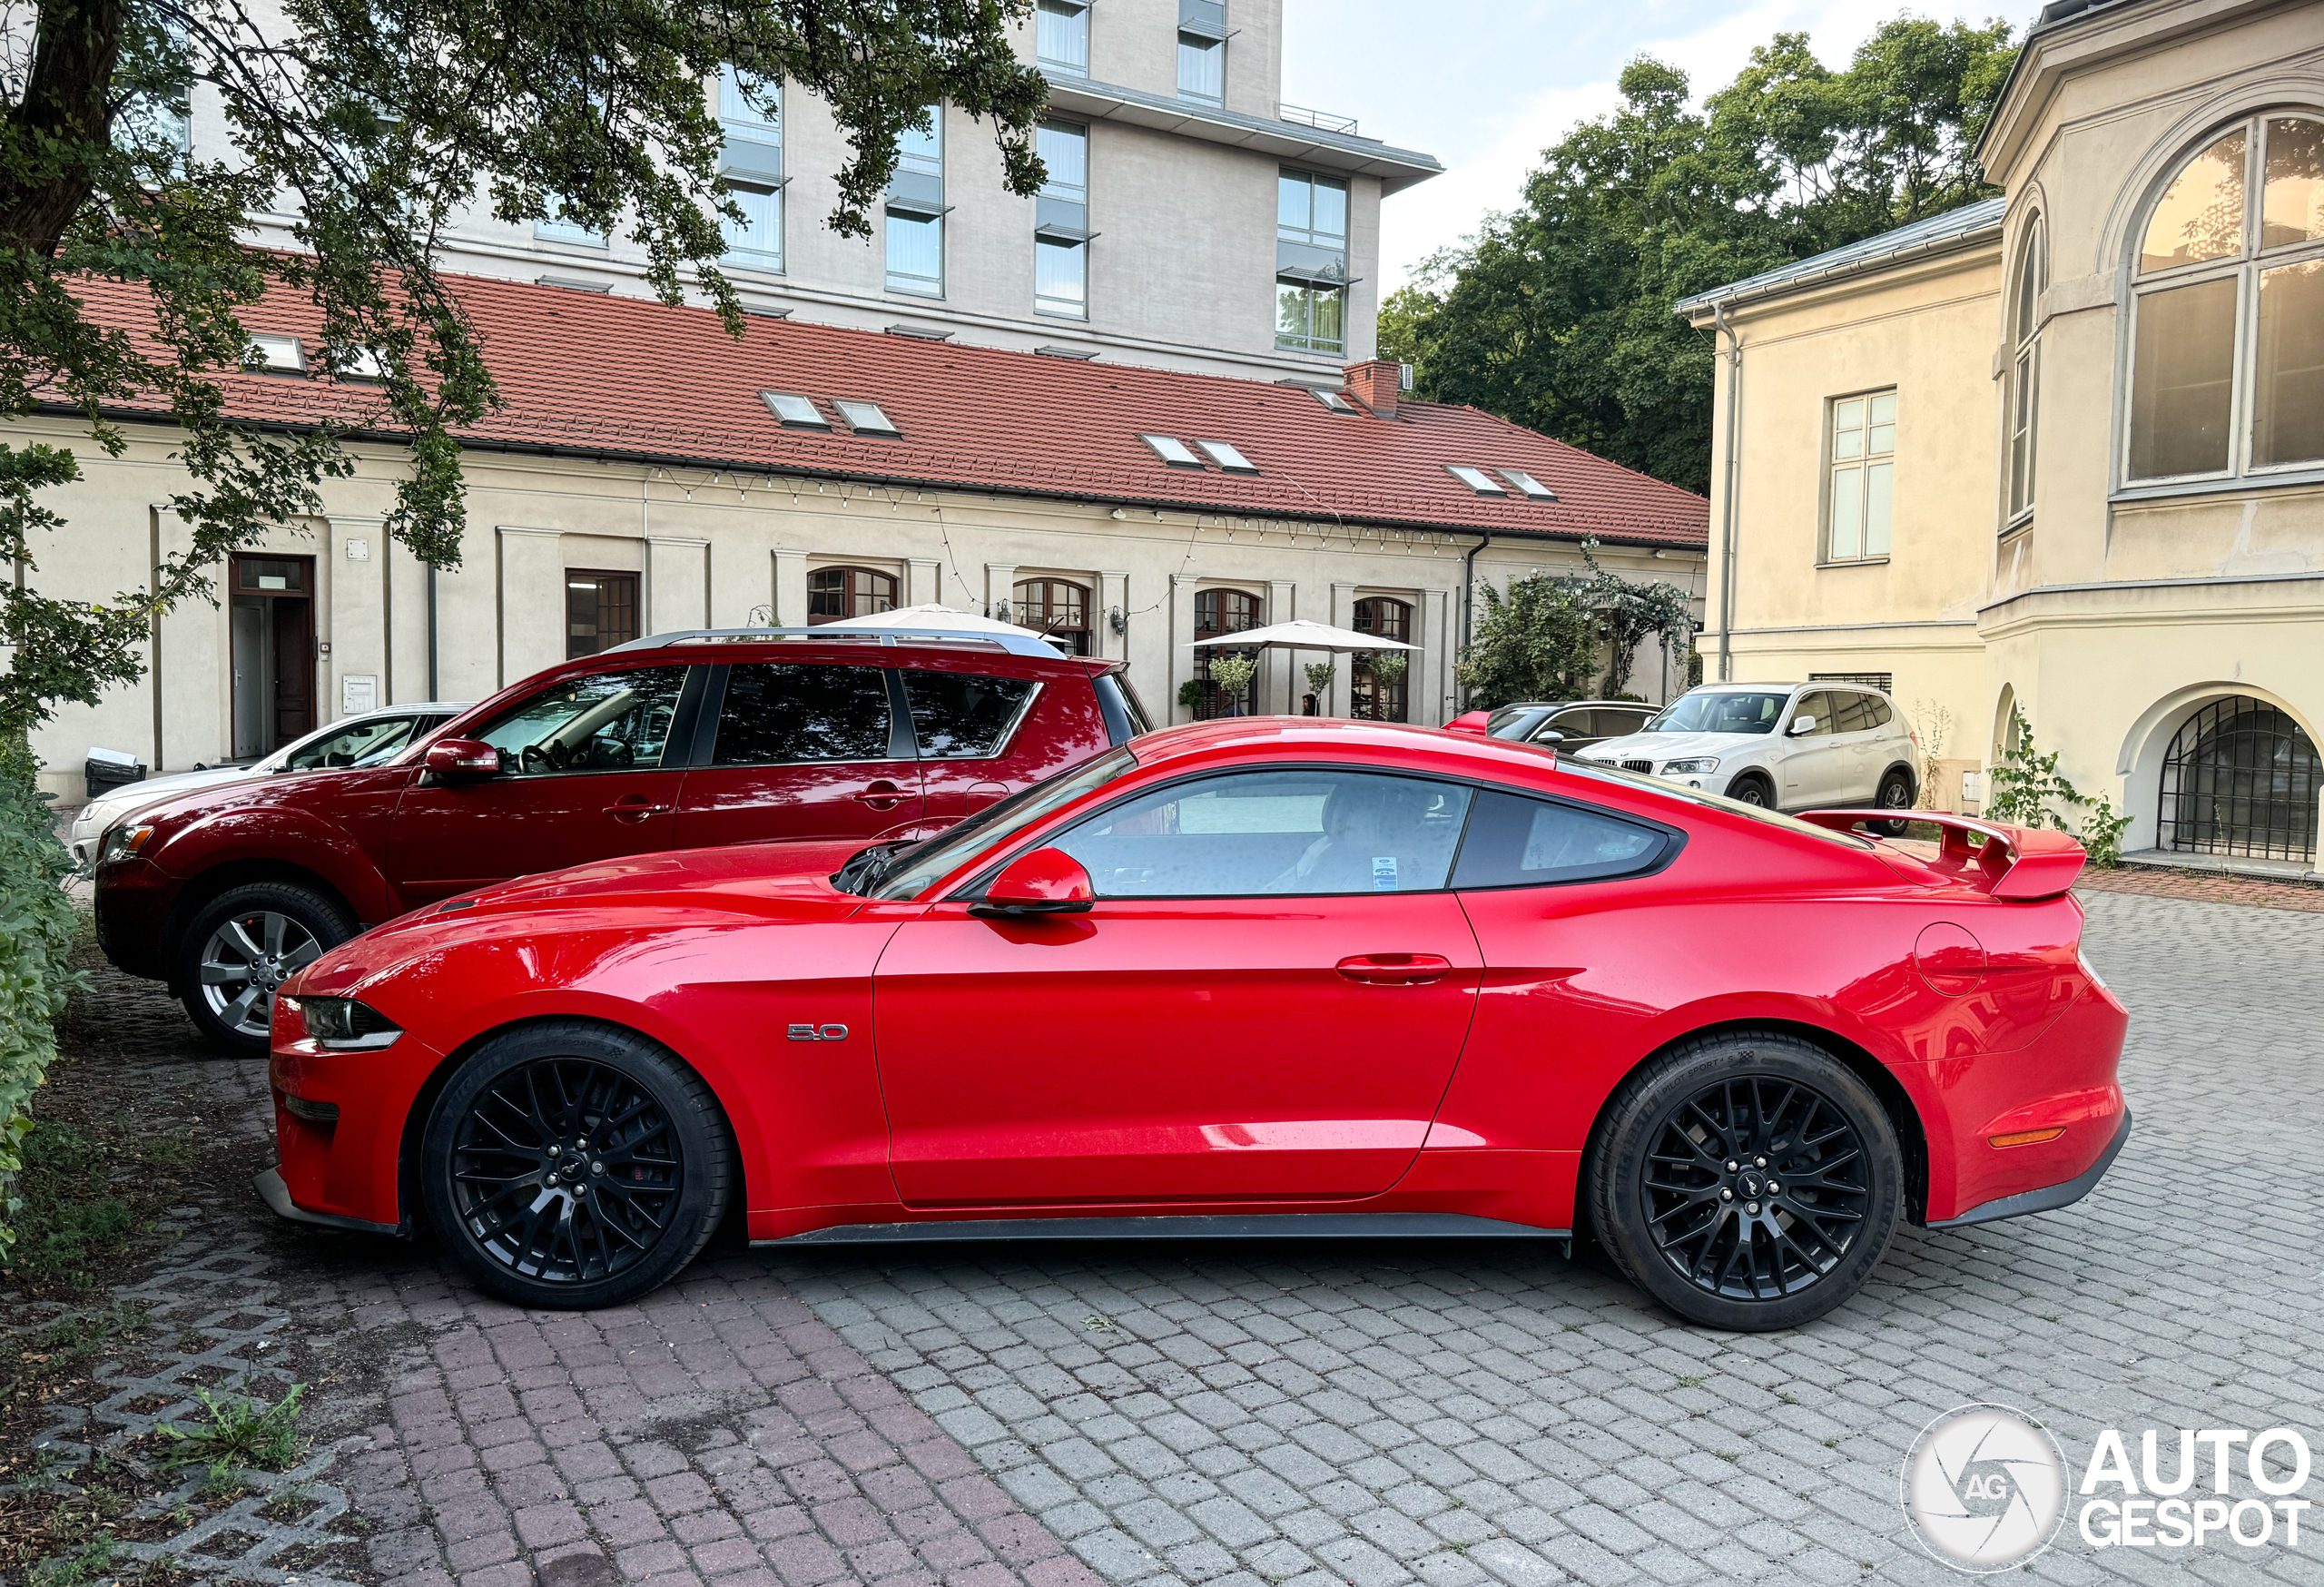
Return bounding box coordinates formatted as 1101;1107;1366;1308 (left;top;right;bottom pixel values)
223;0;1443;381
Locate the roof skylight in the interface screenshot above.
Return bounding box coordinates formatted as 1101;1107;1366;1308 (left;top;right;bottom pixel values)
1311;389;1358;414
1446;465;1506;495
762;391;829;428
247;334;307;374
835;399;900;435
1498;468;1557;499
1195;439;1258;473
1140;433;1203;468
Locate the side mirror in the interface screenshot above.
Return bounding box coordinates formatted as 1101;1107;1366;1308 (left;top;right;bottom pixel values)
970;847;1094;919
1789;715;1817;736
424;737;502;779
1535;729;1566;743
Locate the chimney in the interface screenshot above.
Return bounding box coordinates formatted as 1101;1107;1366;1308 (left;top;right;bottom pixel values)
1344;360;1400;419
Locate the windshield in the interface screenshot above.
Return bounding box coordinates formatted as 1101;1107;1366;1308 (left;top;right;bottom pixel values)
1485;705;1546;734
1647;691;1791;735
866;745;1140;900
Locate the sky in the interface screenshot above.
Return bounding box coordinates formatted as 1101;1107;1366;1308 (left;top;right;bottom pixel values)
1281;0;2045;291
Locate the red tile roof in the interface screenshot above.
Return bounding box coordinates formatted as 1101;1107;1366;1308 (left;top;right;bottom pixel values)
63;271;1709;549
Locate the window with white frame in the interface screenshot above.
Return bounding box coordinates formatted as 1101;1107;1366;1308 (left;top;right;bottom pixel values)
2128;113;2324;484
886;108;945;296
1035;121;1089;318
1276;169;1348;355
1826;391;1896;563
1177;1;1226;104
2007;218;2044;524
536;196;606;247
1037;0;1089;75
717;66;784;270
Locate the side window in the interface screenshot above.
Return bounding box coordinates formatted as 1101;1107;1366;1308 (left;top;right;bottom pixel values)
904;673;1037;758
476;667;689;775
1051;770;1472;898
1546;709;1598;739
1831;694;1875;734
1792;692;1837;736
283;715;423;770
713;664;892;765
1451;791;1668;889
1868;697;1896;729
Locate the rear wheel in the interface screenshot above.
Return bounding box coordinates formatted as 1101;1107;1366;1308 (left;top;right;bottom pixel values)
420;1021;734;1309
1874;768;1917;835
178;882;354;1055
1590;1030;1902;1330
1727;773;1775;809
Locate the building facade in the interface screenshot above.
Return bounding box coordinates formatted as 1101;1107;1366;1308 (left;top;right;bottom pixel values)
219;0;1442;382
21;275;1708;802
1683;0;2324;872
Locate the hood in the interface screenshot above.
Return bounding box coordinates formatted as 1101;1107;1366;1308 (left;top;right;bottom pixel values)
1580;729;1767;763
295;836;881;996
72;765;267;833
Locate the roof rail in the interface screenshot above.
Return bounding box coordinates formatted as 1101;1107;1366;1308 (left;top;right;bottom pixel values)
605;626;1071;661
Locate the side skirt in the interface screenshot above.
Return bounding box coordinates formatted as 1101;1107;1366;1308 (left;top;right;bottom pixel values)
757;1211;1573;1251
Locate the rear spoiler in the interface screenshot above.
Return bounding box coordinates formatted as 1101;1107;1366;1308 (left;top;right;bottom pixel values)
1797;811;2088;901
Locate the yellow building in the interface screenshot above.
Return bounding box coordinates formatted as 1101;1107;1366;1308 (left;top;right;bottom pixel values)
1683;0;2324;876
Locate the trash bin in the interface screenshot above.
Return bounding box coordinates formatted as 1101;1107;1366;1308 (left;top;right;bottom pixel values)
85;747;146;802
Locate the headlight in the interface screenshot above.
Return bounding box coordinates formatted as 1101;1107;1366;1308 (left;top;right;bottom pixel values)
298;996;403;1050
97;823;155;866
1660;757;1720;774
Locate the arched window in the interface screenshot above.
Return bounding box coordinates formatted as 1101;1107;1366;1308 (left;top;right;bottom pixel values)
2007;217;2045;523
1015;577;1091;655
1350;597;1413;723
2128;113;2324;484
807;566;897;623
2158;697;2320;862
1192;587;1262;718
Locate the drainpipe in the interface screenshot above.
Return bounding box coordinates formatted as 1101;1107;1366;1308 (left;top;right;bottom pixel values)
426;564;438;700
1460;533;1493;709
1712;301;1742;683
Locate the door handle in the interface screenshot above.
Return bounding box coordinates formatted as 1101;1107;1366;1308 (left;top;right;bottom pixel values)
853;780;908;810
1335;953;1452;986
603;795;673;821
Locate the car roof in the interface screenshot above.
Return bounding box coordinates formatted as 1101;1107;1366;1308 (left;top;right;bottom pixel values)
605;626;1087;667
1128;716;1568;782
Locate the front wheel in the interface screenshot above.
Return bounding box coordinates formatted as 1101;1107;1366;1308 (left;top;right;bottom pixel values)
1589;1030;1903;1330
419;1021;734;1309
1726;773;1775;809
178;882;355;1055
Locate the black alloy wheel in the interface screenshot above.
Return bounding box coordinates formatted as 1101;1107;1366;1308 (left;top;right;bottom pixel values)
421;1022;732;1308
1590;1030;1902;1330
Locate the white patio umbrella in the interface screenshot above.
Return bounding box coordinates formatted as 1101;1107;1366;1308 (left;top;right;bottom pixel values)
822;602;1059;643
1183;616;1418;654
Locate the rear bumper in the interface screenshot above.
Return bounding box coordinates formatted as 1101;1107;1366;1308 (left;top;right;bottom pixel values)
1927;1108;2132;1230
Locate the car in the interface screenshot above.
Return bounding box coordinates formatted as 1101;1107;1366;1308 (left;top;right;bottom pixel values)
260;716;2129;1331
1479;700;1659;753
1580;681;1920;816
94;626;1145;1055
67;704;472;869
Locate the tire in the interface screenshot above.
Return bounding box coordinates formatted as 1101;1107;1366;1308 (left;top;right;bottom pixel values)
419;1020;734;1309
1589;1030;1903;1331
178;882;357;1056
1874;767;1917;836
1727;773;1775;809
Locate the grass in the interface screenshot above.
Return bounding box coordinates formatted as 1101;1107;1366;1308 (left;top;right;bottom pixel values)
27;1535;113;1587
159;1385;309;1476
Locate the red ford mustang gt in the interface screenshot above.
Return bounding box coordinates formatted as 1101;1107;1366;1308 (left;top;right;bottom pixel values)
262;719;2129;1330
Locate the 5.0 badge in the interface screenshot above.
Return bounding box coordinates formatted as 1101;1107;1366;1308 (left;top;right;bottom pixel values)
786;1023;849;1042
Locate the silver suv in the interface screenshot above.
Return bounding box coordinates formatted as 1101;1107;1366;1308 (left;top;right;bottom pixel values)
1580;682;1919;815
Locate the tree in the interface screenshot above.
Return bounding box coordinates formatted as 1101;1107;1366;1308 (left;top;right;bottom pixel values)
1380;16;2017;498
0;0;1049;736
1456;573;1598;709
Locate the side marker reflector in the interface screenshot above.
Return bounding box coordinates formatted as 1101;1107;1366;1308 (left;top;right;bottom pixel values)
1989;1128;2065;1148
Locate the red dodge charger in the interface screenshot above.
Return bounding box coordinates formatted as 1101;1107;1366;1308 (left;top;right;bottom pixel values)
263;719;2129;1330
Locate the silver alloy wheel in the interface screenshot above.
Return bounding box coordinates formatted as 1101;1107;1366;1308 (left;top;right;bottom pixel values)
198;911;323;1039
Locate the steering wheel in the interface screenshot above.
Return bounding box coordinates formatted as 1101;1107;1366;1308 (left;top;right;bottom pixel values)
519;742;560;774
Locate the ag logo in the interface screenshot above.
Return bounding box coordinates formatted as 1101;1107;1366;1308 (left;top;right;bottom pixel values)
786;1023;849;1042
1901;1404;2067;1572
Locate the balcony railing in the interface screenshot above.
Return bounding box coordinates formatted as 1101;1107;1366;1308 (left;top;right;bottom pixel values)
1278;103;1358;136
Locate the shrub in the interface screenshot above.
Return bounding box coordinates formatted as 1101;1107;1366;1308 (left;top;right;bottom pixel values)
0;736;80;1260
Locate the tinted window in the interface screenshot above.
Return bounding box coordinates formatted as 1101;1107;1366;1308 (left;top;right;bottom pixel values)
1830;693;1876;734
281;714;426;770
1868;696;1895;728
905;673;1037;758
1793;693;1837;736
1605;708;1653;735
714;664;891;764
1054;770;1472;898
1093;672;1150;744
477;667;688;774
1547;709;1598;738
1452;791;1667;888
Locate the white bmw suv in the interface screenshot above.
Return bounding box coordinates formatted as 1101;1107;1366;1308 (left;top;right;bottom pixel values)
1578;682;1920;816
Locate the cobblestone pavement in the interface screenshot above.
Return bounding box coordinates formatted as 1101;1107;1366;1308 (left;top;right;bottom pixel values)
2078;862;2324;913
26;889;2324;1587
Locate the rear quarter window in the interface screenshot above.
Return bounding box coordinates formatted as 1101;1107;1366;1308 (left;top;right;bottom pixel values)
1452;789;1673;888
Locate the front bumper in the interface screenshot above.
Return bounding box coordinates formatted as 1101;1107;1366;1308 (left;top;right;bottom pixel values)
94;861;174;981
1928;1109;2131;1228
254;1166;401;1236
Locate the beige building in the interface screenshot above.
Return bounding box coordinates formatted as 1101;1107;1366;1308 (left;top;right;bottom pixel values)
1683;0;2324;875
19;275;1709;803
